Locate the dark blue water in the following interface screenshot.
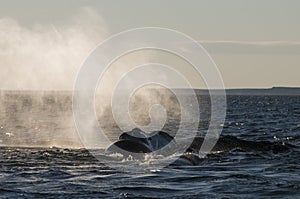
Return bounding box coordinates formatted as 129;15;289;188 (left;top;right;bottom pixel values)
0;95;300;198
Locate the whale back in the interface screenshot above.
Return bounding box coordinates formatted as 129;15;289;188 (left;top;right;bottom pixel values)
119;128;151;146
105;128;296;165
148;131;175;151
186;135;293;154
106;128;175;155
106;139;153;154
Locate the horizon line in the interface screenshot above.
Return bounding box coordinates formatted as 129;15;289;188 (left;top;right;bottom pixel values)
1;86;300;92
197;40;300;47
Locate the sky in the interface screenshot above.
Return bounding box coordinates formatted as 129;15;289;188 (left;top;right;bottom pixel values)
0;0;299;89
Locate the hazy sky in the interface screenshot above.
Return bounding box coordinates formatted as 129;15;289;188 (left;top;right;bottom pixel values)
0;0;299;89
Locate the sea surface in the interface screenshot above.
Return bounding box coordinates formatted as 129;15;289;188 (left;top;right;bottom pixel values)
0;93;300;198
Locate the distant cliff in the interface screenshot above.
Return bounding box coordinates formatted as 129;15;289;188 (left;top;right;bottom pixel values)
225;87;300;95
178;87;300;96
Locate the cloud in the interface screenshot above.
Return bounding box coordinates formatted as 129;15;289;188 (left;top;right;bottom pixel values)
197;40;300;47
195;40;300;54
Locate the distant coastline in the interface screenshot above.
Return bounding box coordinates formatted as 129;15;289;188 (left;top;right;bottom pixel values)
1;87;300;96
178;87;300;96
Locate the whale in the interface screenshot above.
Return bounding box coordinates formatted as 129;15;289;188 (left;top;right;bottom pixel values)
105;128;294;166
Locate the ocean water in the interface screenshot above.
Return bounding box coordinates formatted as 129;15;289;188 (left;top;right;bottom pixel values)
0;93;300;198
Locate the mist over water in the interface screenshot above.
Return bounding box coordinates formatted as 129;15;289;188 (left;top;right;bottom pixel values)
0;91;77;148
0;7;108;90
0;7;211;149
0;8;144;147
0;7;111;147
0;87;206;148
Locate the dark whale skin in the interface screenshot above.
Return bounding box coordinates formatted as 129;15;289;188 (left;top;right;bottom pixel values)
106;128;175;154
187;135;293;154
105;128;295;166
